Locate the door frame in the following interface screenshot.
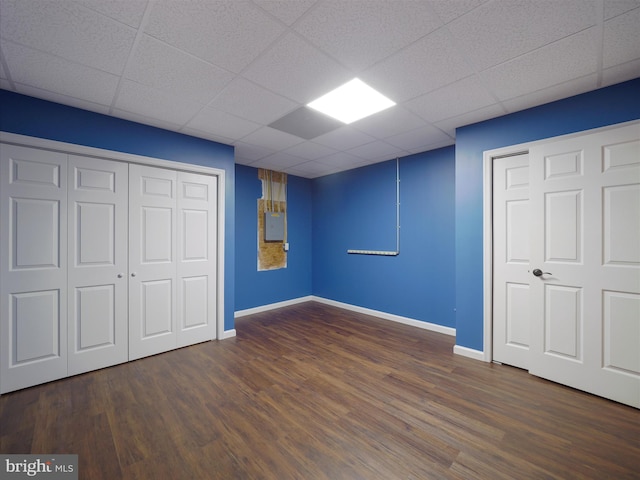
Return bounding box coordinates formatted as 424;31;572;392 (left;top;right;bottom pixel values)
0;131;227;341
481;120;640;363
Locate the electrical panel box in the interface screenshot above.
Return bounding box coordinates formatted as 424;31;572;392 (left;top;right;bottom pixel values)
264;212;285;242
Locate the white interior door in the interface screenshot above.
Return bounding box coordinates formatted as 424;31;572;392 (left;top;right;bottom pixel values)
492;153;530;369
67;155;128;375
177;172;217;346
529;123;640;408
128;164;178;360
0;144;68;393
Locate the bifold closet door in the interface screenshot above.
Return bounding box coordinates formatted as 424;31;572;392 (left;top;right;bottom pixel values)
129;165;218;360
176;171;217;347
129;165;178;360
67;155;128;376
0;145;68;393
2;145;220;392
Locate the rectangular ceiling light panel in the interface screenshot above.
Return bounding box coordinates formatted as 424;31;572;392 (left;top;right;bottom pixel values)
307;78;396;124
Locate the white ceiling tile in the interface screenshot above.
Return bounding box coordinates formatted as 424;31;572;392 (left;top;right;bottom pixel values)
111;108;185;131
447;0;599;71
286;162;334;178
252;151;307;170
294;0;443;71
384;125;452;151
126;35;234;104
604;0;640;19
312;126;376;150
234;141;275;162
1;0;635;179
180;127;235;147
425;0;487;24
434;104;507;134
351;107;427;139
209;78;299;124
145;0;285;73
284;160;341;178
2;41;119;105
406;137;455;154
248;157;298;172
242;33;352;103
361;27;473;103
186;107;261;140
0;0;136;74
73;0;148;28
114;79;203;126
283;141;337;160
316;151;369;168
240;126;305;150
502;75;598;113
405;76;497;123
480;28;600;101
601;59;640;86
15;84;111;115
243;157;277;169
0;57;7;79
347;140;406;161
253;0;317;26
603;7;640;68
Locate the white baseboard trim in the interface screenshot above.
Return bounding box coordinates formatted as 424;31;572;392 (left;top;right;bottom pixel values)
311;296;456;337
453;345;486;361
234;296;314;318
220;329;236;339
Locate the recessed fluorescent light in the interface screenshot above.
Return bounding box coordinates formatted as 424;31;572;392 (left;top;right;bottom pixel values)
307;78;396;124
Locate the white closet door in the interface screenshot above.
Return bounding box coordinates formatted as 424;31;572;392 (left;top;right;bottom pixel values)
0;144;68;393
492;153;530;369
128;164;177;360
177;172;217;346
67;156;128;375
529;123;640;408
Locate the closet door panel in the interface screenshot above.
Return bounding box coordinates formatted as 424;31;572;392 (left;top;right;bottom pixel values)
1;144;68;394
67;156;128;375
177;172;217;346
129;164;177;360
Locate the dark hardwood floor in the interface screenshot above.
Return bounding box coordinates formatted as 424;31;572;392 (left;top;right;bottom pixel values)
1;301;639;479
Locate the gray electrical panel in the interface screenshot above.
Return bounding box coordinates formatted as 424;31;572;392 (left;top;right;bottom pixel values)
264;212;285;242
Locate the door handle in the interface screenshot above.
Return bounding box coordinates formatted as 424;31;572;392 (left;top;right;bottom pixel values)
131;272;136;277
532;268;552;277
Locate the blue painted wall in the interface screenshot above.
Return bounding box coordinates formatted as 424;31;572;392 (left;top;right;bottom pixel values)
454;77;640;351
235;164;312;310
312;147;456;328
0;90;236;331
4;78;638;346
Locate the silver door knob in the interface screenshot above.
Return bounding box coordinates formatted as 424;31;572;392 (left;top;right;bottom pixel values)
532;269;552;277
117;273;123;278
131;272;136;277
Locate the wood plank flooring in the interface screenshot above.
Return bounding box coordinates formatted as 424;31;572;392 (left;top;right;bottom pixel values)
1;301;639;479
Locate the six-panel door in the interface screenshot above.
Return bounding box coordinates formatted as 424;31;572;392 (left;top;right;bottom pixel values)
492;153;531;370
67;155;129;375
128;165;178;360
528;124;640;408
177;171;217;348
0;145;69;393
128;165;218;361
